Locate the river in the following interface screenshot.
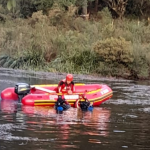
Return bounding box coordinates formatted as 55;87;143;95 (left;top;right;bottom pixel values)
0;68;150;150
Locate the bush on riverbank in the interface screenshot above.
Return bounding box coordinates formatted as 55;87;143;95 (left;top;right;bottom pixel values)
93;37;134;77
0;6;150;79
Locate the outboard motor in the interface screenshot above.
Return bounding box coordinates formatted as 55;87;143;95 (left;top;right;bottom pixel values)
14;83;30;102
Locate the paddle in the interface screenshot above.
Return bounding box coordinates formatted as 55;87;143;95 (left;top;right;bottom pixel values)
31;86;56;94
31;86;89;95
33;86;80;99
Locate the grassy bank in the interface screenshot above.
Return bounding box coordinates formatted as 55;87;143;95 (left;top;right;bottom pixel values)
0;7;150;80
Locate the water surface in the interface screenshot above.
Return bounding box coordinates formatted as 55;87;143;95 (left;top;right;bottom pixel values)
0;68;150;150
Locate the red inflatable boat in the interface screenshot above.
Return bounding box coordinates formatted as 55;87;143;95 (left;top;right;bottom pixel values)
1;83;113;107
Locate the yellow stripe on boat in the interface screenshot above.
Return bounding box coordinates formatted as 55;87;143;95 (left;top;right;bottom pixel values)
32;83;85;87
34;91;113;104
34;100;56;103
34;103;54;106
89;92;113;102
34;103;75;106
86;89;101;94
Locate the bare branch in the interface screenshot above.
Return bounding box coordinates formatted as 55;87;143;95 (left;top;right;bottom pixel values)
103;0;128;18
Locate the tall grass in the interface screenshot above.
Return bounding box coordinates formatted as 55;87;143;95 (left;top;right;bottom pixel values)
1;7;150;79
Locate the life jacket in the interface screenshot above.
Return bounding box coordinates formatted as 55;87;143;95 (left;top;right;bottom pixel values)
57;79;75;93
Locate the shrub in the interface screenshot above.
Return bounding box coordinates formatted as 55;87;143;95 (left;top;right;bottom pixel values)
95;61;130;77
93;37;134;64
129;43;150;78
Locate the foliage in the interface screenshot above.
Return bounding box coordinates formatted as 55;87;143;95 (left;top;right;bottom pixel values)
7;0;16;11
1;1;150;79
129;43;150;78
102;0;128;19
93;37;133;64
1;0;150;19
126;0;150;18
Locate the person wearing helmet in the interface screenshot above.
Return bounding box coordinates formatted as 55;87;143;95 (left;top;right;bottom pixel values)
57;74;75;95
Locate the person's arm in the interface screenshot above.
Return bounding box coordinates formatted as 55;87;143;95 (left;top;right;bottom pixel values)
72;82;75;93
58;81;64;93
68;82;75;94
72;83;75;93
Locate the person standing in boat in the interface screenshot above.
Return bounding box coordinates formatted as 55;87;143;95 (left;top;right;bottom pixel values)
57;74;75;95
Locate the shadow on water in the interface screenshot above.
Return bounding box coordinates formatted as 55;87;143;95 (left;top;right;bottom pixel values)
0;68;150;150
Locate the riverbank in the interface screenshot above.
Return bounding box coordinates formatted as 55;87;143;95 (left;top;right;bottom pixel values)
0;67;143;83
1;8;150;80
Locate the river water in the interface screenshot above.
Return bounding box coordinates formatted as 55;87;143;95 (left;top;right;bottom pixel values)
0;68;150;150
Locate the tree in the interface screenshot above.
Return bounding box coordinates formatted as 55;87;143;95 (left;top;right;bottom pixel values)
135;0;150;19
76;0;94;19
102;0;128;19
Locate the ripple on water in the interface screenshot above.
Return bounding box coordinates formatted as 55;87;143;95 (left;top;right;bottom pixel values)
1;68;150;150
0;123;57;142
138;107;150;113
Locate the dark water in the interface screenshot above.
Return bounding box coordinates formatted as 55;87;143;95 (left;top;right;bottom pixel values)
0;68;150;150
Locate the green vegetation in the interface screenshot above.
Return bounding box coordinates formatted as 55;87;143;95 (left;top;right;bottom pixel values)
0;0;150;80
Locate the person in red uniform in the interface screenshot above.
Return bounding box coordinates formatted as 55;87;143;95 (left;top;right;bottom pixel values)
58;74;75;95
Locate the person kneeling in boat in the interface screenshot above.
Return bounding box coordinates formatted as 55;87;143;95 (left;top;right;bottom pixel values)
57;74;75;95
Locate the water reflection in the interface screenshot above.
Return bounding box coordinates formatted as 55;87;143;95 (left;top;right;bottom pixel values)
0;99;111;149
0;100;18;113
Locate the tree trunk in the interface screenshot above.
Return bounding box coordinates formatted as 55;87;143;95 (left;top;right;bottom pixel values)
95;0;98;12
82;0;87;15
81;0;89;20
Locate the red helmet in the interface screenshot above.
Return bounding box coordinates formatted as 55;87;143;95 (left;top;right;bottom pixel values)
66;74;73;81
